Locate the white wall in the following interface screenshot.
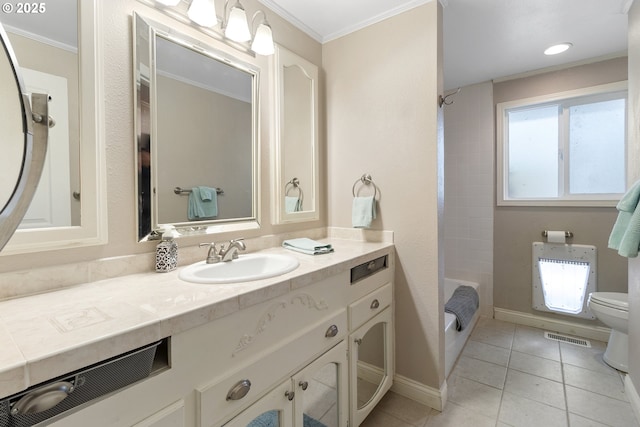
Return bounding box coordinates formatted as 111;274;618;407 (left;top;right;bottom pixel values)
443;81;494;316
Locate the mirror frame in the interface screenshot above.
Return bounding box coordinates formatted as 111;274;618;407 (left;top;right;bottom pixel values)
0;23;49;252
271;44;320;224
1;0;107;255
134;13;261;241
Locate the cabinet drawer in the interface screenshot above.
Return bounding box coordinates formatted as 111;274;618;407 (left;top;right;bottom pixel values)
197;310;347;427
349;283;392;330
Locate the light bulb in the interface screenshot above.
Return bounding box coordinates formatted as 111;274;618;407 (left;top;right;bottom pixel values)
188;0;217;28
251;22;274;55
225;4;251;42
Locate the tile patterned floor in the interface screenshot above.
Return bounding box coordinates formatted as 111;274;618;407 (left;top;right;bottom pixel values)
361;317;640;427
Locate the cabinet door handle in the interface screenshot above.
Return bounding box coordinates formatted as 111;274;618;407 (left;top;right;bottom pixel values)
285;390;295;401
325;324;339;338
298;381;309;390
354;338;363;345
226;379;251;401
367;261;376;271
370;299;380;309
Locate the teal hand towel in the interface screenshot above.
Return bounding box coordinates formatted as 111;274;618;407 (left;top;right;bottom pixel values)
609;180;640;257
352;196;376;228
285;196;301;213
188;186;218;220
282;238;333;255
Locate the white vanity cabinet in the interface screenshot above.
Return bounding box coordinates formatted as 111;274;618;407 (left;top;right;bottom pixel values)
32;247;394;427
348;257;394;427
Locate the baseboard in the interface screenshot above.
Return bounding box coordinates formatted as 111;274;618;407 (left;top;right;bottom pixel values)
494;307;611;342
391;373;447;411
625;375;640;424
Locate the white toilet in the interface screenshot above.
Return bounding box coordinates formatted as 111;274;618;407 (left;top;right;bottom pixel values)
587;292;629;372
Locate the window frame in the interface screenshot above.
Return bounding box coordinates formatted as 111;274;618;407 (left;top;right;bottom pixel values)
496;81;628;207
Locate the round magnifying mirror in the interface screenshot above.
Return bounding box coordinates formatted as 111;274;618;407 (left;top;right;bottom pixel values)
0;22;49;252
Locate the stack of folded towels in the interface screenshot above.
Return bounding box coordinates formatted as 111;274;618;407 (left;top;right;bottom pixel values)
282;238;334;255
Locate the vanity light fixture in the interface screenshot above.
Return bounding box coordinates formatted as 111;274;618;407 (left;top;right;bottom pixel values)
224;0;251;42
250;11;274;56
151;0;275;55
188;0;218;28
544;42;573;55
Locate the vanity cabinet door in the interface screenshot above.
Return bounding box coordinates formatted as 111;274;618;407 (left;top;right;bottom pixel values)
349;308;394;427
222;380;294;427
132;400;185;427
293;341;348;427
224;341;348;427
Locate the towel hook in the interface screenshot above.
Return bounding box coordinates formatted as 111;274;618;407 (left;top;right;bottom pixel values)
438;87;461;108
352;174;379;199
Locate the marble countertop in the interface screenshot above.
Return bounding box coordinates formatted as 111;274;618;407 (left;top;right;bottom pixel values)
0;238;393;399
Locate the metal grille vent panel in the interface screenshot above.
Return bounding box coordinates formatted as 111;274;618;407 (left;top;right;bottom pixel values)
544;331;591;348
0;341;160;427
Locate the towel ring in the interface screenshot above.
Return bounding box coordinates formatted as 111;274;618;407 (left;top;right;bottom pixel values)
285;178;304;203
352;174;379;199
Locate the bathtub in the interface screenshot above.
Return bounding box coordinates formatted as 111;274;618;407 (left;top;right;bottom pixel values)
444;278;480;378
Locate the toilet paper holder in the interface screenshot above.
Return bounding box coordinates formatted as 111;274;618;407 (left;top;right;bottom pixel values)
541;230;573;238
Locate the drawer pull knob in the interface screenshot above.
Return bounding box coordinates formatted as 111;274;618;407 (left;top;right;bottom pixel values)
354;338;363;345
285;390;295;401
299;381;309;390
370;299;380;309
226;379;251;401
325;324;339;338
367;261;376;270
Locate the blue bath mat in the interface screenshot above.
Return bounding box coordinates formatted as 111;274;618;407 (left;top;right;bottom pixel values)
247;410;327;427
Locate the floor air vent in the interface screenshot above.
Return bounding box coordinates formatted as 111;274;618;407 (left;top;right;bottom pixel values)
544;331;591;348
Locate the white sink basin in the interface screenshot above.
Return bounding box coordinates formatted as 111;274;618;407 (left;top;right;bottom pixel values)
179;253;300;284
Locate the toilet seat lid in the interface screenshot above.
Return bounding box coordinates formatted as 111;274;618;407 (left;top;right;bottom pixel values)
589;292;628;310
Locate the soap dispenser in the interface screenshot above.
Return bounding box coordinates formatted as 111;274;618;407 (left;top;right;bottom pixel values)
156;227;179;272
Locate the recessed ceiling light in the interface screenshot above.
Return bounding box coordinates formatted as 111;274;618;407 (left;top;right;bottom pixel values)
544;43;573;55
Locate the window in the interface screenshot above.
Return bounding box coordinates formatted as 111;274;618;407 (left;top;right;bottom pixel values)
497;81;627;206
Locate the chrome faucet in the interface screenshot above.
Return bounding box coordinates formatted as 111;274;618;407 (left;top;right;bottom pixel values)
199;242;221;264
218;238;246;262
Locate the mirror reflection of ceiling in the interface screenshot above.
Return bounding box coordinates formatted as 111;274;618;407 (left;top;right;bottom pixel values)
259;0;630;89
0;0;77;50
156;36;251;102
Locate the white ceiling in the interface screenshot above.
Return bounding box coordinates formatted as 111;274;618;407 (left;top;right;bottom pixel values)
259;0;631;90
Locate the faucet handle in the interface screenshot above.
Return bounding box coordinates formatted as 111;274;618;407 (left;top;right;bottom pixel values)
230;238;246;249
199;242;221;264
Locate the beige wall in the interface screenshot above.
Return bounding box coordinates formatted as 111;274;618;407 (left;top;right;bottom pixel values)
627;0;640;393
0;0;324;272
324;2;444;388
493;58;629;325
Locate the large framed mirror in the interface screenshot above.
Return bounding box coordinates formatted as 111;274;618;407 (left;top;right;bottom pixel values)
134;13;260;242
0;0;107;255
272;45;319;224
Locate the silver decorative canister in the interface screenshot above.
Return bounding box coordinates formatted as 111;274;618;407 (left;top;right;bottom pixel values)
156;229;178;272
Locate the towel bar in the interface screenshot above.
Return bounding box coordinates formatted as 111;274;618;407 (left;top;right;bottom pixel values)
352;174;379;199
174;186;224;195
